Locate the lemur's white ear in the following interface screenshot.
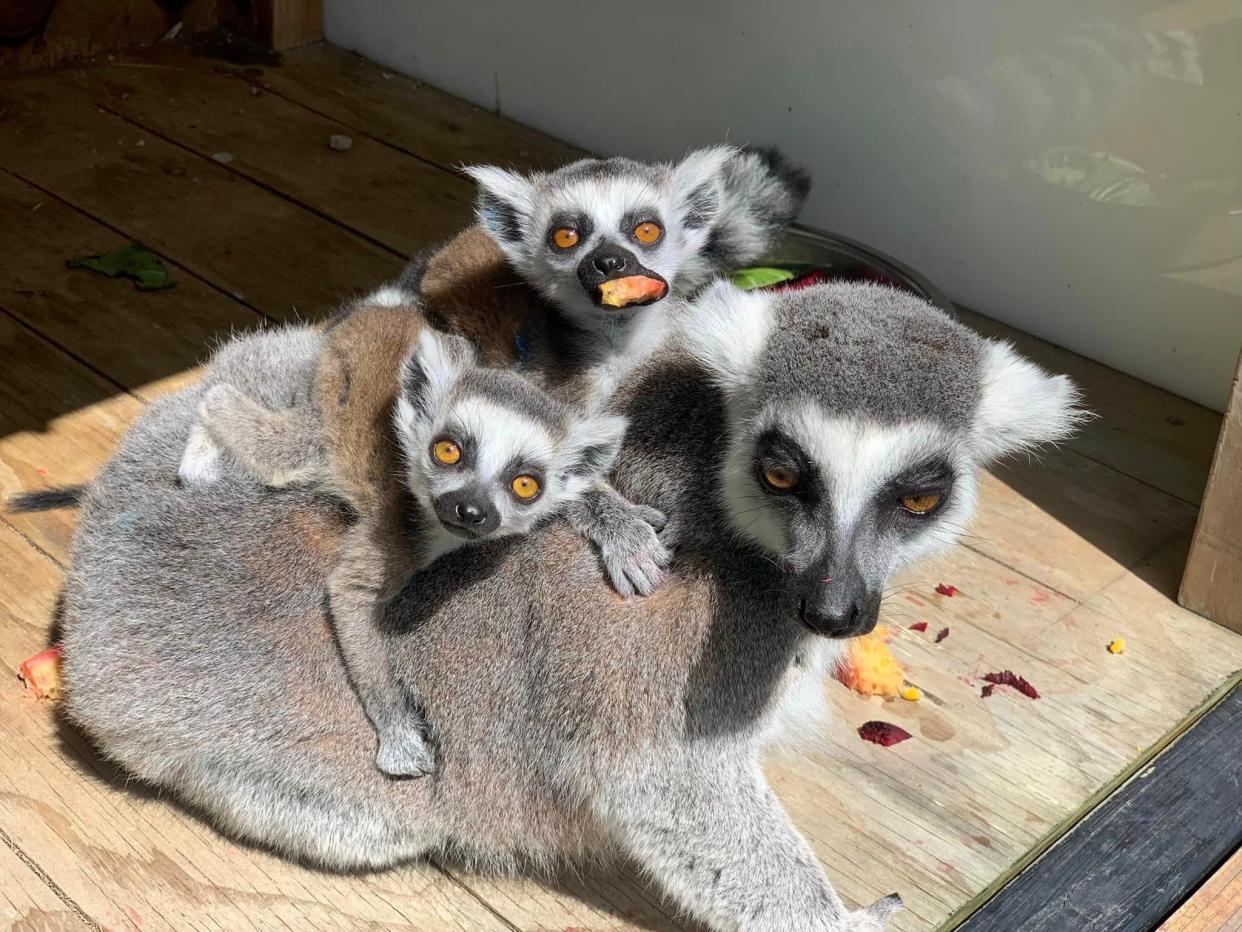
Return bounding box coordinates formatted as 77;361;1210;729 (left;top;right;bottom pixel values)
562;412;628;485
974;340;1087;462
463;165;538;251
397;329;478;428
678;279;776;397
669;145;737;231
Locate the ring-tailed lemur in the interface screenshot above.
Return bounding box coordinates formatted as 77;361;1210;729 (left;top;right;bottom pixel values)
175;304;632;778
60;280;1081;930
410;144;811;386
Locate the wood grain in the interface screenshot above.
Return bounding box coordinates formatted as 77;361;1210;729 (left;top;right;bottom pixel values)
1181;348;1242;633
959;688;1242;932
1162;845;1242;932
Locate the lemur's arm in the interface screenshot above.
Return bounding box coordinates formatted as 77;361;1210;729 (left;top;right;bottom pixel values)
182;384;324;488
605;750;902;931
564;480;672;599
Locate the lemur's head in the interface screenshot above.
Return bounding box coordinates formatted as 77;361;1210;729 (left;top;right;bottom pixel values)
394;329;626;542
464;145;810;334
683;281;1085;639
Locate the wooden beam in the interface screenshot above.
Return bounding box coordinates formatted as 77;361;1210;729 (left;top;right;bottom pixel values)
219;0;322;51
1181;347;1242;634
958;686;1242;931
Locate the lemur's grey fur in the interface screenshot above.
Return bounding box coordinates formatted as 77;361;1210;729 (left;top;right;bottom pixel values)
59;281;1081;930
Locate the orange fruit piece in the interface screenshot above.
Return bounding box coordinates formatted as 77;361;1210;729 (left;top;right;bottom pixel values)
19;645;64;700
835;626;904;698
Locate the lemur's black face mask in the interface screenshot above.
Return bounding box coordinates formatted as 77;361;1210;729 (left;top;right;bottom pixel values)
576;244;668;310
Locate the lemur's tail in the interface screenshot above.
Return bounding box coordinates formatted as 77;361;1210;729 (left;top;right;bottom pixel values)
708;145;812;271
7;485;86;513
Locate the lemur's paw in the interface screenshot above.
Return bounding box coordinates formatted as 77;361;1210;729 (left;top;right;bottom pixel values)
177;423;222;486
600;507;673;599
375;724;437;778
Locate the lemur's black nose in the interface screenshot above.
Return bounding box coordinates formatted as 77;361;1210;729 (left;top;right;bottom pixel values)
455;501;486;525
593;253;628;275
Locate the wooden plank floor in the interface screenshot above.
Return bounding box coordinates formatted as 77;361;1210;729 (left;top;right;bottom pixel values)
1162;847;1242;932
1;42;1240;931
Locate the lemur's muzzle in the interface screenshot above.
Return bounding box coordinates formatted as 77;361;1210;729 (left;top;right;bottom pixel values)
433;487;500;539
577;245;668;310
798;562;881;639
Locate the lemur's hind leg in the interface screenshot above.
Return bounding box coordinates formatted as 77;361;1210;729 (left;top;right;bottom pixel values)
197;384;322;488
329;521;434;778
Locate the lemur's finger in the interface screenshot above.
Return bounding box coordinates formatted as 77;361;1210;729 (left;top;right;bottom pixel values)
632;506;668;532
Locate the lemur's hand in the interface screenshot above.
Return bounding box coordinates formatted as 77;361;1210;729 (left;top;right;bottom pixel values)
598;500;672;599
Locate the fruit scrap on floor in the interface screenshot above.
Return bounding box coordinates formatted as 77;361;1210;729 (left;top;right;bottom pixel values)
858;721;912;747
935;583;958;597
835;626;904;697
909;621;928;632
68;244;174;291
19;646;64;700
1108;638;1125;654
900;685;921;702
981;670;1040;699
935;627;950;643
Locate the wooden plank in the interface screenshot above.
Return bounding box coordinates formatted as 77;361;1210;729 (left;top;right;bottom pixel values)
0;172;266;397
1181;347;1242;634
0;315;143;560
70;50;475;259
956;306;1221;506
959;687;1242;932
0;68;400;325
1161;846;1242;932
0;523;513;932
0;838;88;932
221;0;323;52
233;43;587;173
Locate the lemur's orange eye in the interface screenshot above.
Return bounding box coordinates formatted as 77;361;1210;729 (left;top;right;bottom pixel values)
553;227;580;249
511;475;540;500
433;440;461;465
634;221;662;244
900;493;942;515
762;465;798;491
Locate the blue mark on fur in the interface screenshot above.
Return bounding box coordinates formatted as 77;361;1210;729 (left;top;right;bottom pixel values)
514;329;533;368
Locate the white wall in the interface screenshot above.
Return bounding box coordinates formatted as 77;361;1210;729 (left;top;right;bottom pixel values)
326;0;1242;410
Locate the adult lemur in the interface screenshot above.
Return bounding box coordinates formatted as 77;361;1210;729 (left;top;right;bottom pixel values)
60;280;1081;931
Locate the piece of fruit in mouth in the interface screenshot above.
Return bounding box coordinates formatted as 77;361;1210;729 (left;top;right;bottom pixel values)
597;275;668;308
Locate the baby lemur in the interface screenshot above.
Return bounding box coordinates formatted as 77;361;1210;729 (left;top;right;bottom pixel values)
179;304;631;777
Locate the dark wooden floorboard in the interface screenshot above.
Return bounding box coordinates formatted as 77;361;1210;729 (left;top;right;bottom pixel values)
961;686;1242;932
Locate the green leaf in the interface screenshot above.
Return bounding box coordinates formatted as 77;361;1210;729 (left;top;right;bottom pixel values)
68;244;175;291
729;267;796;291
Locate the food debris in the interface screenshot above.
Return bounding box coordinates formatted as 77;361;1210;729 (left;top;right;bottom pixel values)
935;583;958;597
900;685;922;702
981;684;995;698
598;275;668;308
19;646;64;700
858;721;912;747
1108;638;1125;654
909;621;928;633
211;151;234;164
328;134;354;152
68;244;174;291
981;670;1040;699
935;627;950;643
834;626;904;698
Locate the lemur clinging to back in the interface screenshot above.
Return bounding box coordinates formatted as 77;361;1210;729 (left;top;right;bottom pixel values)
177;302;632;777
